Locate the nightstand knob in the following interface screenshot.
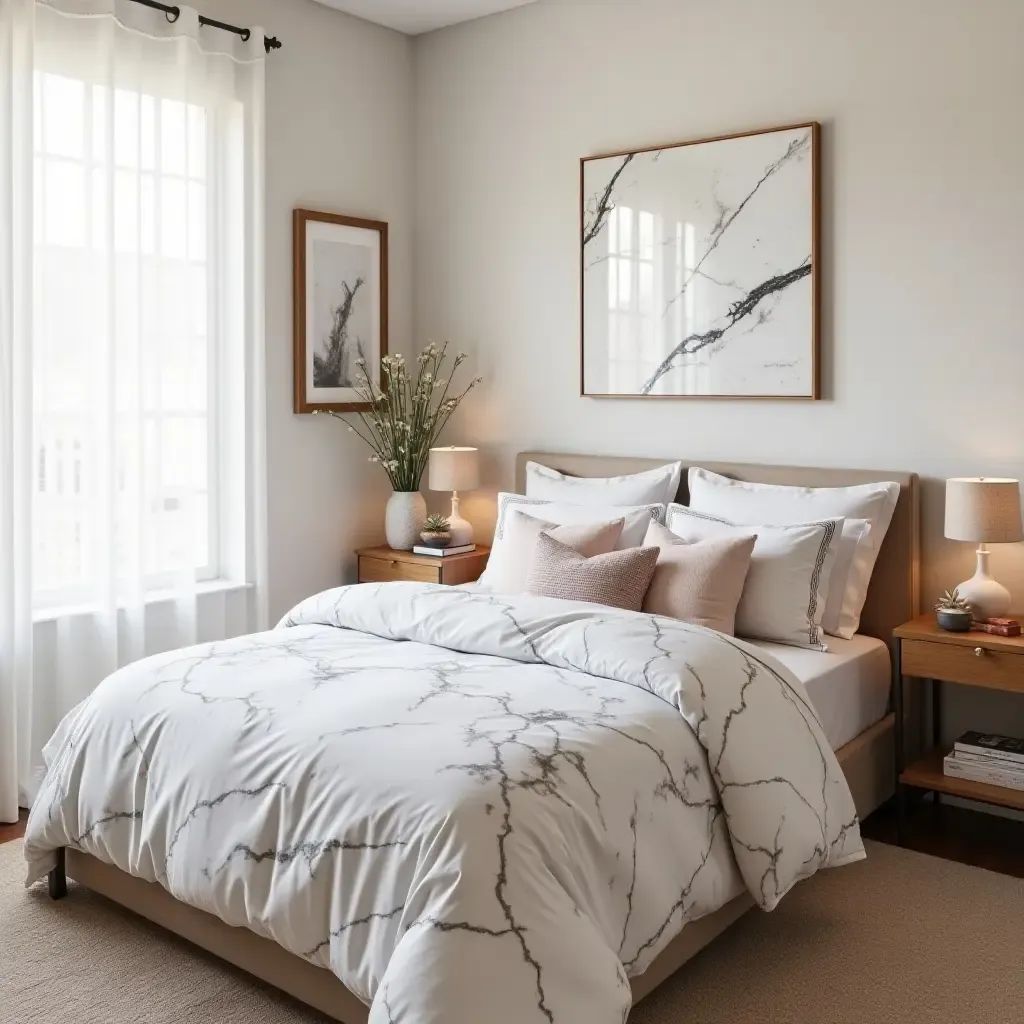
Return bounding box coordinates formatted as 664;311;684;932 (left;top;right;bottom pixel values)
390;560;397;568
974;646;985;657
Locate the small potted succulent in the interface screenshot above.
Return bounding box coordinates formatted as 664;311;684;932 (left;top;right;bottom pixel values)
420;514;452;549
935;588;973;632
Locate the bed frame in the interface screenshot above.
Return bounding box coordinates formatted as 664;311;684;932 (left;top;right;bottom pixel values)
48;454;920;1022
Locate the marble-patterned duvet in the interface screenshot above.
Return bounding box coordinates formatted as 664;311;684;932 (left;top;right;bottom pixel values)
25;582;863;1024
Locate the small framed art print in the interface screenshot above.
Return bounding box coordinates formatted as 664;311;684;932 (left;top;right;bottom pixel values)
293;209;388;413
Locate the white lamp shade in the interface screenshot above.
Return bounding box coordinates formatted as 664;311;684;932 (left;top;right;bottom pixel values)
944;477;1024;543
428;447;480;492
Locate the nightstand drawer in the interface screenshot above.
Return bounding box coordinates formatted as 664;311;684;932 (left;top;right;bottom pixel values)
902;639;1024;694
358;555;441;585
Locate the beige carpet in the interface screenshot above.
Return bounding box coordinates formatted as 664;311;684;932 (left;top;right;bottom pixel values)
1;840;1021;1023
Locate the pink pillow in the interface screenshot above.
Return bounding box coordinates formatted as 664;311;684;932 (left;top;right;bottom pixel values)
641;521;755;634
525;532;659;611
483;511;624;594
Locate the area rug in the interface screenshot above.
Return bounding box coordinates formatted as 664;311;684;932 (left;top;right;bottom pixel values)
1;839;1020;1023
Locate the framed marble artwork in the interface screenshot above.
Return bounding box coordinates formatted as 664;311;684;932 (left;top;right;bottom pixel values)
580;122;820;399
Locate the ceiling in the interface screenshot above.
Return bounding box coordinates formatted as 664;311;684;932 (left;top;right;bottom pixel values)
312;0;538;35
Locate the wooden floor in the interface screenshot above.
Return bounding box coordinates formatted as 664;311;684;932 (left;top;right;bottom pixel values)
0;809;27;846
3;802;1022;878
860;797;1024;879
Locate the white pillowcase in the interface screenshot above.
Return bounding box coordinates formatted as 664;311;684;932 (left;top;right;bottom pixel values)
478;493;663;592
666;504;843;651
687;468;900;639
817;517;870;636
525;461;682;510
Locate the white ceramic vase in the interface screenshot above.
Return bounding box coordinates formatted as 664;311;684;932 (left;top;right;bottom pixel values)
385;491;427;551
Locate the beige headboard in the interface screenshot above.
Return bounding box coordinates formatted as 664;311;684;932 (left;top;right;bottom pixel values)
515;452;920;644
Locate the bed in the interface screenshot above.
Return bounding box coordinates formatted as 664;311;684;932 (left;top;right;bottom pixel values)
24;454;919;1024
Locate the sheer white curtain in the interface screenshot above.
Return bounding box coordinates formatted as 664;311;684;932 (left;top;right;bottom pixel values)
0;0;267;822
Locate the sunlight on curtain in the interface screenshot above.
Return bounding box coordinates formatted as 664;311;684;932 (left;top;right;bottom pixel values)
0;0;267;820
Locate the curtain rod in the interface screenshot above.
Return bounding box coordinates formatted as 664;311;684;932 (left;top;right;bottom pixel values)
128;0;282;52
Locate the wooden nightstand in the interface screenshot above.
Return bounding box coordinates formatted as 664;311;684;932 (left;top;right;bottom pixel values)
356;545;490;587
892;614;1024;837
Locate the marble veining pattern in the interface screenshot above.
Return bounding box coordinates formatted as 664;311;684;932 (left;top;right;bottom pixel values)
25;582;862;1024
582;126;816;397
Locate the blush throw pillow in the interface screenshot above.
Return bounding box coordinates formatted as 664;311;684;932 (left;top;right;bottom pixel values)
483;511;624;594
477;492;663;592
641;521;756;635
524;532;660;611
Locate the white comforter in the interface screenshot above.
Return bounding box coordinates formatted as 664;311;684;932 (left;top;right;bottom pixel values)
25;583;864;1024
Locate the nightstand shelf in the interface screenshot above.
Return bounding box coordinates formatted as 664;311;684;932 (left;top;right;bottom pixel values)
356;545;490;587
900;747;1024;813
892;613;1024;838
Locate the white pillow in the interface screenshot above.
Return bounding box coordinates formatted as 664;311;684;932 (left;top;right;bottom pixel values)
525;461;682;510
818;517;870;636
479;493;663;592
687;468;900;639
666;504;843;651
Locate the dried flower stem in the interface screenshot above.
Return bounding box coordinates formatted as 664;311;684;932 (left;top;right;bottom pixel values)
317;343;481;491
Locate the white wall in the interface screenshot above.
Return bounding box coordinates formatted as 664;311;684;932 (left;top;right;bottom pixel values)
414;0;1024;742
196;0;414;622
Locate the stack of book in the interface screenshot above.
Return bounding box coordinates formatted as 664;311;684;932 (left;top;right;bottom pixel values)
943;730;1024;792
411;543;477;557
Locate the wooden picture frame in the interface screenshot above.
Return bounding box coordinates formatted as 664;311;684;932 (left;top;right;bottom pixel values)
580;121;820;400
293;209;388;413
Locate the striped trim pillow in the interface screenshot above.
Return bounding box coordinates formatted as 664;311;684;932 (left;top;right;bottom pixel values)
524;532;660;611
666;504;842;651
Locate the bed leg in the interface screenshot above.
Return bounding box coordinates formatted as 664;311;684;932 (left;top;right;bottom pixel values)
49;848;67;900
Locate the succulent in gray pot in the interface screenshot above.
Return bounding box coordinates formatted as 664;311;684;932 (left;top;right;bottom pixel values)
420;514;452;549
935;588;973;632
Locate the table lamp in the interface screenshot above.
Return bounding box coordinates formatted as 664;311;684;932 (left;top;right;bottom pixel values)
944;477;1023;618
428;446;480;547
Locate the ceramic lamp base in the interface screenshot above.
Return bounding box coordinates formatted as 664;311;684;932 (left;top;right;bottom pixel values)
448;492;474;547
956;546;1011;619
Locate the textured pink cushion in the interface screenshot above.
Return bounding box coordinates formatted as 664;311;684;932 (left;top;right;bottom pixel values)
524;532;659;611
641;521;755;634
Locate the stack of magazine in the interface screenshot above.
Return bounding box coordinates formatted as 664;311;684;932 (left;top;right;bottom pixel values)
943;731;1024;792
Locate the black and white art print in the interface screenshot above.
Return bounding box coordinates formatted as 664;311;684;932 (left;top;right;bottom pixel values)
581;123;819;399
293;209;388;412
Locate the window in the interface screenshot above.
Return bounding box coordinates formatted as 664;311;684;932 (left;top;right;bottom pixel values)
605;205;657;393
605;205;710;395
32;71;223;608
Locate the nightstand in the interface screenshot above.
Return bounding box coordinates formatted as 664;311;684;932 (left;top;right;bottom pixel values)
356;545;490;587
892;614;1024;837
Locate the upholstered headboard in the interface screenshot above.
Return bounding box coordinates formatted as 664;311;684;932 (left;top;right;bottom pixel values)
515;452;920;644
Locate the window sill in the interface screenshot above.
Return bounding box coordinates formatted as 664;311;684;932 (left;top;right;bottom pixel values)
32;579;254;625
